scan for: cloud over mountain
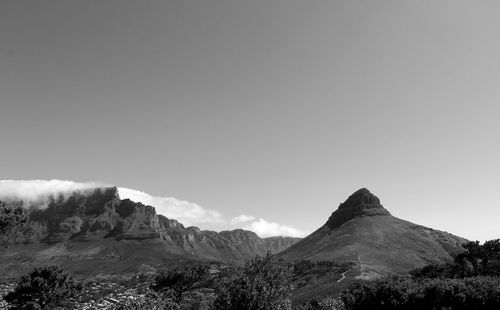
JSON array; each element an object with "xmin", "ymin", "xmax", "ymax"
[
  {"xmin": 117, "ymin": 187, "xmax": 225, "ymax": 228},
  {"xmin": 231, "ymin": 214, "xmax": 309, "ymax": 238},
  {"xmin": 0, "ymin": 180, "xmax": 106, "ymax": 208},
  {"xmin": 230, "ymin": 214, "xmax": 255, "ymax": 225}
]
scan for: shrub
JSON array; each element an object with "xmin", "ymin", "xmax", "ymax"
[
  {"xmin": 4, "ymin": 265, "xmax": 82, "ymax": 309},
  {"xmin": 116, "ymin": 289, "xmax": 180, "ymax": 310},
  {"xmin": 152, "ymin": 264, "xmax": 209, "ymax": 302},
  {"xmin": 340, "ymin": 275, "xmax": 500, "ymax": 310},
  {"xmin": 212, "ymin": 253, "xmax": 293, "ymax": 310},
  {"xmin": 0, "ymin": 202, "xmax": 28, "ymax": 247}
]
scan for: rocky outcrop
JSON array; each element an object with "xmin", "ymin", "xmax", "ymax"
[{"xmin": 325, "ymin": 188, "xmax": 391, "ymax": 230}]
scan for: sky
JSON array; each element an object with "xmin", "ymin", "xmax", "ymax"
[{"xmin": 1, "ymin": 0, "xmax": 499, "ymax": 241}]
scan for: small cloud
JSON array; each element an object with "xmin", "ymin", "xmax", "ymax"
[
  {"xmin": 230, "ymin": 214, "xmax": 255, "ymax": 225},
  {"xmin": 239, "ymin": 217, "xmax": 309, "ymax": 238},
  {"xmin": 118, "ymin": 187, "xmax": 226, "ymax": 228}
]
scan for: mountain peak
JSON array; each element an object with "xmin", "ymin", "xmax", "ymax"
[
  {"xmin": 338, "ymin": 188, "xmax": 381, "ymax": 210},
  {"xmin": 325, "ymin": 188, "xmax": 390, "ymax": 229}
]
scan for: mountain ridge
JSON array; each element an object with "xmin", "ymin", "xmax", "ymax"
[{"xmin": 0, "ymin": 186, "xmax": 299, "ymax": 277}]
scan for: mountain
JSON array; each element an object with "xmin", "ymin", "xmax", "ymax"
[
  {"xmin": 279, "ymin": 188, "xmax": 467, "ymax": 280},
  {"xmin": 0, "ymin": 187, "xmax": 299, "ymax": 278}
]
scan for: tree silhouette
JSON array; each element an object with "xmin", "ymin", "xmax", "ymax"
[
  {"xmin": 212, "ymin": 253, "xmax": 293, "ymax": 310},
  {"xmin": 4, "ymin": 265, "xmax": 82, "ymax": 309},
  {"xmin": 152, "ymin": 264, "xmax": 209, "ymax": 302}
]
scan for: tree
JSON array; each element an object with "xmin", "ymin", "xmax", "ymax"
[
  {"xmin": 152, "ymin": 264, "xmax": 209, "ymax": 303},
  {"xmin": 0, "ymin": 201, "xmax": 28, "ymax": 247},
  {"xmin": 212, "ymin": 253, "xmax": 293, "ymax": 310},
  {"xmin": 4, "ymin": 265, "xmax": 82, "ymax": 310},
  {"xmin": 456, "ymin": 239, "xmax": 500, "ymax": 275}
]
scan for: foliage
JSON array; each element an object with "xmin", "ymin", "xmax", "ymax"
[
  {"xmin": 410, "ymin": 262, "xmax": 473, "ymax": 279},
  {"xmin": 317, "ymin": 295, "xmax": 346, "ymax": 310},
  {"xmin": 456, "ymin": 239, "xmax": 500, "ymax": 275},
  {"xmin": 116, "ymin": 289, "xmax": 180, "ymax": 310},
  {"xmin": 212, "ymin": 253, "xmax": 294, "ymax": 310},
  {"xmin": 293, "ymin": 260, "xmax": 353, "ymax": 277},
  {"xmin": 412, "ymin": 239, "xmax": 500, "ymax": 278},
  {"xmin": 296, "ymin": 295, "xmax": 346, "ymax": 310},
  {"xmin": 0, "ymin": 202, "xmax": 28, "ymax": 247},
  {"xmin": 4, "ymin": 265, "xmax": 82, "ymax": 310},
  {"xmin": 152, "ymin": 264, "xmax": 209, "ymax": 302},
  {"xmin": 340, "ymin": 275, "xmax": 500, "ymax": 310}
]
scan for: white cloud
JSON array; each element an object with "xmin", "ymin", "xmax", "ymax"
[
  {"xmin": 231, "ymin": 214, "xmax": 309, "ymax": 238},
  {"xmin": 230, "ymin": 214, "xmax": 255, "ymax": 225},
  {"xmin": 0, "ymin": 179, "xmax": 106, "ymax": 208},
  {"xmin": 118, "ymin": 187, "xmax": 226, "ymax": 228}
]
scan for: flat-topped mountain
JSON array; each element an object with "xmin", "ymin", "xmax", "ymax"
[
  {"xmin": 0, "ymin": 187, "xmax": 299, "ymax": 277},
  {"xmin": 279, "ymin": 188, "xmax": 467, "ymax": 280}
]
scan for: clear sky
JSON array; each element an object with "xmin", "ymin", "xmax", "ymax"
[{"xmin": 1, "ymin": 0, "xmax": 499, "ymax": 241}]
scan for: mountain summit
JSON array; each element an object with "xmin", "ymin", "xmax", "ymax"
[
  {"xmin": 325, "ymin": 188, "xmax": 390, "ymax": 230},
  {"xmin": 279, "ymin": 188, "xmax": 467, "ymax": 280}
]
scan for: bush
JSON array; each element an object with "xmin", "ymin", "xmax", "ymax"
[
  {"xmin": 212, "ymin": 253, "xmax": 293, "ymax": 310},
  {"xmin": 116, "ymin": 289, "xmax": 180, "ymax": 310},
  {"xmin": 152, "ymin": 264, "xmax": 209, "ymax": 302},
  {"xmin": 0, "ymin": 202, "xmax": 28, "ymax": 247},
  {"xmin": 340, "ymin": 275, "xmax": 500, "ymax": 310},
  {"xmin": 317, "ymin": 295, "xmax": 346, "ymax": 310},
  {"xmin": 4, "ymin": 265, "xmax": 82, "ymax": 309}
]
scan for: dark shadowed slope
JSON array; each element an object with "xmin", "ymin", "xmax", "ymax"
[{"xmin": 279, "ymin": 188, "xmax": 467, "ymax": 279}]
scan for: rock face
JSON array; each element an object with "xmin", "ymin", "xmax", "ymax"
[
  {"xmin": 279, "ymin": 188, "xmax": 467, "ymax": 279},
  {"xmin": 1, "ymin": 187, "xmax": 299, "ymax": 265},
  {"xmin": 325, "ymin": 188, "xmax": 391, "ymax": 230}
]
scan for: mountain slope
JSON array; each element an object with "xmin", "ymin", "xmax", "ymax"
[{"xmin": 279, "ymin": 188, "xmax": 467, "ymax": 279}]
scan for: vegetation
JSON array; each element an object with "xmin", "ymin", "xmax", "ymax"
[
  {"xmin": 295, "ymin": 295, "xmax": 346, "ymax": 310},
  {"xmin": 0, "ymin": 202, "xmax": 28, "ymax": 247},
  {"xmin": 338, "ymin": 239, "xmax": 500, "ymax": 310},
  {"xmin": 412, "ymin": 239, "xmax": 500, "ymax": 278},
  {"xmin": 4, "ymin": 240, "xmax": 500, "ymax": 310},
  {"xmin": 293, "ymin": 260, "xmax": 353, "ymax": 277},
  {"xmin": 117, "ymin": 289, "xmax": 180, "ymax": 310},
  {"xmin": 152, "ymin": 264, "xmax": 210, "ymax": 302},
  {"xmin": 4, "ymin": 265, "xmax": 82, "ymax": 309},
  {"xmin": 340, "ymin": 275, "xmax": 500, "ymax": 310},
  {"xmin": 212, "ymin": 253, "xmax": 294, "ymax": 310}
]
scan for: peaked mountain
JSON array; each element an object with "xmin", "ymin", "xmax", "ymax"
[
  {"xmin": 279, "ymin": 188, "xmax": 467, "ymax": 279},
  {"xmin": 0, "ymin": 187, "xmax": 299, "ymax": 277}
]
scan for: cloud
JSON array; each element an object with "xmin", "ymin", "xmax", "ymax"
[
  {"xmin": 0, "ymin": 179, "xmax": 106, "ymax": 208},
  {"xmin": 231, "ymin": 214, "xmax": 309, "ymax": 238},
  {"xmin": 118, "ymin": 187, "xmax": 225, "ymax": 228},
  {"xmin": 230, "ymin": 214, "xmax": 255, "ymax": 225}
]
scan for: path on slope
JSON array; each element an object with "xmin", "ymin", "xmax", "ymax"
[{"xmin": 337, "ymin": 270, "xmax": 348, "ymax": 283}]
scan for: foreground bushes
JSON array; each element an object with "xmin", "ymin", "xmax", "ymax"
[
  {"xmin": 341, "ymin": 275, "xmax": 500, "ymax": 310},
  {"xmin": 6, "ymin": 242, "xmax": 500, "ymax": 310},
  {"xmin": 212, "ymin": 253, "xmax": 294, "ymax": 310},
  {"xmin": 4, "ymin": 265, "xmax": 82, "ymax": 309}
]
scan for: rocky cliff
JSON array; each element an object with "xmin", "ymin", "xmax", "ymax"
[{"xmin": 1, "ymin": 187, "xmax": 299, "ymax": 265}]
